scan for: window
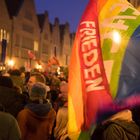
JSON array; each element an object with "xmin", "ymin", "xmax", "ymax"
[
  {"xmin": 22, "ymin": 24, "xmax": 34, "ymax": 34},
  {"xmin": 24, "ymin": 10, "xmax": 33, "ymax": 21},
  {"xmin": 42, "ymin": 43, "xmax": 50, "ymax": 54},
  {"xmin": 54, "ymin": 46, "xmax": 57, "ymax": 57},
  {"xmin": 22, "ymin": 37, "xmax": 33, "ymax": 50},
  {"xmin": 20, "ymin": 49, "xmax": 28, "ymax": 59},
  {"xmin": 15, "ymin": 34, "xmax": 20, "ymax": 46},
  {"xmin": 12, "ymin": 47, "xmax": 19, "ymax": 57},
  {"xmin": 44, "ymin": 33, "xmax": 48, "ymax": 40}
]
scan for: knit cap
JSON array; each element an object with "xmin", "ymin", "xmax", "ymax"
[{"xmin": 30, "ymin": 82, "xmax": 47, "ymax": 98}]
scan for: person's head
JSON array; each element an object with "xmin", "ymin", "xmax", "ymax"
[
  {"xmin": 27, "ymin": 72, "xmax": 46, "ymax": 92},
  {"xmin": 0, "ymin": 76, "xmax": 14, "ymax": 88},
  {"xmin": 8, "ymin": 69, "xmax": 21, "ymax": 76},
  {"xmin": 59, "ymin": 81, "xmax": 68, "ymax": 101},
  {"xmin": 29, "ymin": 82, "xmax": 48, "ymax": 103}
]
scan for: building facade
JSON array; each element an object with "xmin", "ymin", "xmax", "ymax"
[
  {"xmin": 0, "ymin": 0, "xmax": 11, "ymax": 65},
  {"xmin": 0, "ymin": 0, "xmax": 139, "ymax": 70},
  {"xmin": 0, "ymin": 0, "xmax": 74, "ymax": 70}
]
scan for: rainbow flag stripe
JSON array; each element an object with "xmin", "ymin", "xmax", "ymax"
[{"xmin": 68, "ymin": 0, "xmax": 140, "ymax": 139}]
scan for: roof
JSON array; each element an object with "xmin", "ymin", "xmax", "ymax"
[
  {"xmin": 59, "ymin": 24, "xmax": 65, "ymax": 44},
  {"xmin": 5, "ymin": 0, "xmax": 24, "ymax": 18},
  {"xmin": 37, "ymin": 11, "xmax": 50, "ymax": 32},
  {"xmin": 37, "ymin": 14, "xmax": 45, "ymax": 31}
]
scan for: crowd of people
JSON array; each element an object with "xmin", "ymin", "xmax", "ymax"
[
  {"xmin": 1, "ymin": 67, "xmax": 140, "ymax": 140},
  {"xmin": 0, "ymin": 67, "xmax": 69, "ymax": 140}
]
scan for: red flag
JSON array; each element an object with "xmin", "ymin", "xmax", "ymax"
[
  {"xmin": 28, "ymin": 50, "xmax": 35, "ymax": 59},
  {"xmin": 47, "ymin": 56, "xmax": 59, "ymax": 66},
  {"xmin": 51, "ymin": 56, "xmax": 59, "ymax": 65}
]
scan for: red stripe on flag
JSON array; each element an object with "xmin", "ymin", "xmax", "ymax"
[{"xmin": 79, "ymin": 0, "xmax": 112, "ymax": 129}]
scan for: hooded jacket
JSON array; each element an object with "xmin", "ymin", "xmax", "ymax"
[{"xmin": 17, "ymin": 100, "xmax": 56, "ymax": 140}]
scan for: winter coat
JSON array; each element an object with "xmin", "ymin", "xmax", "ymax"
[
  {"xmin": 17, "ymin": 100, "xmax": 56, "ymax": 140},
  {"xmin": 0, "ymin": 111, "xmax": 21, "ymax": 140},
  {"xmin": 91, "ymin": 120, "xmax": 139, "ymax": 140},
  {"xmin": 0, "ymin": 86, "xmax": 28, "ymax": 117}
]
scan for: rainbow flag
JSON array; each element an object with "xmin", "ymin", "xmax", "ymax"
[{"xmin": 68, "ymin": 0, "xmax": 140, "ymax": 139}]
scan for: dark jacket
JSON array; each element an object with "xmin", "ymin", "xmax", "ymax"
[
  {"xmin": 91, "ymin": 120, "xmax": 139, "ymax": 140},
  {"xmin": 0, "ymin": 86, "xmax": 28, "ymax": 117},
  {"xmin": 131, "ymin": 106, "xmax": 140, "ymax": 126},
  {"xmin": 0, "ymin": 111, "xmax": 21, "ymax": 140}
]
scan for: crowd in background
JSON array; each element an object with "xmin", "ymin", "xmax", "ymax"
[
  {"xmin": 0, "ymin": 66, "xmax": 69, "ymax": 140},
  {"xmin": 1, "ymin": 66, "xmax": 140, "ymax": 140}
]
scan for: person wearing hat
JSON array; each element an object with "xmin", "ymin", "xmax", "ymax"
[{"xmin": 17, "ymin": 82, "xmax": 56, "ymax": 140}]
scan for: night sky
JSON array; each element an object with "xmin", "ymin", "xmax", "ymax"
[{"xmin": 34, "ymin": 0, "xmax": 89, "ymax": 32}]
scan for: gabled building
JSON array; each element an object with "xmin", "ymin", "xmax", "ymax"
[
  {"xmin": 37, "ymin": 12, "xmax": 74, "ymax": 66},
  {"xmin": 60, "ymin": 22, "xmax": 71, "ymax": 65},
  {"xmin": 37, "ymin": 11, "xmax": 52, "ymax": 63},
  {"xmin": 51, "ymin": 18, "xmax": 61, "ymax": 62},
  {"xmin": 0, "ymin": 0, "xmax": 139, "ymax": 69},
  {"xmin": 0, "ymin": 0, "xmax": 11, "ymax": 63},
  {"xmin": 5, "ymin": 0, "xmax": 40, "ymax": 68},
  {"xmin": 1, "ymin": 0, "xmax": 74, "ymax": 69}
]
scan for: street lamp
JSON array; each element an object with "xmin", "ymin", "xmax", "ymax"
[
  {"xmin": 35, "ymin": 63, "xmax": 42, "ymax": 71},
  {"xmin": 7, "ymin": 59, "xmax": 15, "ymax": 68}
]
